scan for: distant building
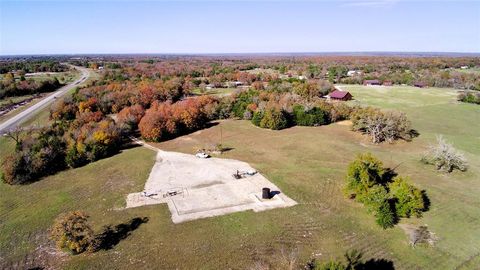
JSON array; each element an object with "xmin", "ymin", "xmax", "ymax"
[
  {"xmin": 347, "ymin": 70, "xmax": 362, "ymax": 77},
  {"xmin": 225, "ymin": 81, "xmax": 243, "ymax": 88},
  {"xmin": 363, "ymin": 79, "xmax": 381, "ymax": 86},
  {"xmin": 328, "ymin": 89, "xmax": 353, "ymax": 101},
  {"xmin": 383, "ymin": 80, "xmax": 393, "ymax": 86},
  {"xmin": 460, "ymin": 66, "xmax": 469, "ymax": 69},
  {"xmin": 414, "ymin": 82, "xmax": 426, "ymax": 88}
]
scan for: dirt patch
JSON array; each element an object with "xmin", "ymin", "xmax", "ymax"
[
  {"xmin": 336, "ymin": 120, "xmax": 352, "ymax": 126},
  {"xmin": 399, "ymin": 224, "xmax": 438, "ymax": 247}
]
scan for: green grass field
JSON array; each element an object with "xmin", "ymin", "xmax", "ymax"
[{"xmin": 0, "ymin": 85, "xmax": 479, "ymax": 269}]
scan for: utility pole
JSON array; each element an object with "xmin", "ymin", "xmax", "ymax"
[{"xmin": 220, "ymin": 125, "xmax": 223, "ymax": 146}]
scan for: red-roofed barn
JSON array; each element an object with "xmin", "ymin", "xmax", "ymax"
[
  {"xmin": 363, "ymin": 79, "xmax": 381, "ymax": 86},
  {"xmin": 329, "ymin": 89, "xmax": 353, "ymax": 101}
]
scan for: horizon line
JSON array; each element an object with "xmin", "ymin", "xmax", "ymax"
[{"xmin": 1, "ymin": 51, "xmax": 480, "ymax": 58}]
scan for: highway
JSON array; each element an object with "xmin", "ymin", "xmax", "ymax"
[{"xmin": 0, "ymin": 65, "xmax": 91, "ymax": 134}]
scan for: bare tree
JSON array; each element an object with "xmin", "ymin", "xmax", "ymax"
[
  {"xmin": 422, "ymin": 135, "xmax": 468, "ymax": 173},
  {"xmin": 4, "ymin": 126, "xmax": 26, "ymax": 149}
]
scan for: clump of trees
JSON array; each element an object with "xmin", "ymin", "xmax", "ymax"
[
  {"xmin": 257, "ymin": 107, "xmax": 289, "ymax": 130},
  {"xmin": 139, "ymin": 96, "xmax": 217, "ymax": 141},
  {"xmin": 351, "ymin": 107, "xmax": 415, "ymax": 143},
  {"xmin": 65, "ymin": 118, "xmax": 122, "ymax": 168},
  {"xmin": 0, "ymin": 60, "xmax": 68, "ymax": 74},
  {"xmin": 345, "ymin": 153, "xmax": 427, "ymax": 229},
  {"xmin": 117, "ymin": 104, "xmax": 145, "ymax": 132},
  {"xmin": 0, "ymin": 76, "xmax": 62, "ymax": 99},
  {"xmin": 421, "ymin": 135, "xmax": 468, "ymax": 173},
  {"xmin": 292, "ymin": 104, "xmax": 329, "ymax": 126},
  {"xmin": 227, "ymin": 88, "xmax": 353, "ymax": 130},
  {"xmin": 50, "ymin": 211, "xmax": 96, "ymax": 254},
  {"xmin": 1, "ymin": 127, "xmax": 66, "ymax": 185},
  {"xmin": 2, "ymin": 112, "xmax": 122, "ymax": 184}
]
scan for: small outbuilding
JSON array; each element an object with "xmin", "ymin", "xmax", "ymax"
[
  {"xmin": 383, "ymin": 80, "xmax": 393, "ymax": 86},
  {"xmin": 328, "ymin": 89, "xmax": 353, "ymax": 101},
  {"xmin": 363, "ymin": 79, "xmax": 381, "ymax": 86},
  {"xmin": 414, "ymin": 82, "xmax": 427, "ymax": 88}
]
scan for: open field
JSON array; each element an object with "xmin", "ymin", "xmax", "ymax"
[
  {"xmin": 1, "ymin": 85, "xmax": 479, "ymax": 269},
  {"xmin": 24, "ymin": 70, "xmax": 80, "ymax": 84},
  {"xmin": 0, "ymin": 70, "xmax": 80, "ymax": 85},
  {"xmin": 0, "ymin": 95, "xmax": 37, "ymax": 107},
  {"xmin": 454, "ymin": 67, "xmax": 480, "ymax": 74},
  {"xmin": 191, "ymin": 87, "xmax": 237, "ymax": 96}
]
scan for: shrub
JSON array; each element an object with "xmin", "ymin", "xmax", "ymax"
[
  {"xmin": 388, "ymin": 177, "xmax": 425, "ymax": 218},
  {"xmin": 1, "ymin": 152, "xmax": 30, "ymax": 185},
  {"xmin": 251, "ymin": 110, "xmax": 264, "ymax": 126},
  {"xmin": 361, "ymin": 185, "xmax": 389, "ymax": 213},
  {"xmin": 259, "ymin": 108, "xmax": 288, "ymax": 130},
  {"xmin": 50, "ymin": 211, "xmax": 96, "ymax": 254},
  {"xmin": 458, "ymin": 91, "xmax": 480, "ymax": 104},
  {"xmin": 314, "ymin": 261, "xmax": 346, "ymax": 270},
  {"xmin": 344, "ymin": 153, "xmax": 385, "ymax": 200},
  {"xmin": 421, "ymin": 135, "xmax": 468, "ymax": 172},
  {"xmin": 292, "ymin": 104, "xmax": 329, "ymax": 126},
  {"xmin": 375, "ymin": 200, "xmax": 396, "ymax": 229}
]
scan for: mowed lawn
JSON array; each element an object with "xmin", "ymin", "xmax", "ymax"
[{"xmin": 1, "ymin": 85, "xmax": 479, "ymax": 269}]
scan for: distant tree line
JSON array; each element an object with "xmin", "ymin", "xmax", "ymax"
[
  {"xmin": 0, "ymin": 60, "xmax": 69, "ymax": 74},
  {"xmin": 1, "ymin": 74, "xmax": 62, "ymax": 99}
]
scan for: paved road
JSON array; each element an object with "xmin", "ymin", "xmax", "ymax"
[{"xmin": 0, "ymin": 65, "xmax": 91, "ymax": 134}]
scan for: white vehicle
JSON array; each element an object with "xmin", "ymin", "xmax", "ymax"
[{"xmin": 195, "ymin": 152, "xmax": 210, "ymax": 159}]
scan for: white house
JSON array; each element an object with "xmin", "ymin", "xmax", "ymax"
[{"xmin": 347, "ymin": 70, "xmax": 361, "ymax": 77}]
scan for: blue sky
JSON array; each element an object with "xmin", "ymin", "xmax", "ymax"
[{"xmin": 0, "ymin": 0, "xmax": 479, "ymax": 55}]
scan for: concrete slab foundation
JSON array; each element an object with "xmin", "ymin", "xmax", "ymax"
[{"xmin": 126, "ymin": 148, "xmax": 297, "ymax": 223}]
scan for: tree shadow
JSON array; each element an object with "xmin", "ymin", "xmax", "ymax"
[
  {"xmin": 306, "ymin": 249, "xmax": 395, "ymax": 270},
  {"xmin": 422, "ymin": 190, "xmax": 431, "ymax": 212},
  {"xmin": 120, "ymin": 141, "xmax": 142, "ymax": 150},
  {"xmin": 220, "ymin": 147, "xmax": 235, "ymax": 153},
  {"xmin": 359, "ymin": 258, "xmax": 395, "ymax": 270},
  {"xmin": 95, "ymin": 217, "xmax": 149, "ymax": 251},
  {"xmin": 408, "ymin": 129, "xmax": 421, "ymax": 140},
  {"xmin": 381, "ymin": 167, "xmax": 398, "ymax": 184}
]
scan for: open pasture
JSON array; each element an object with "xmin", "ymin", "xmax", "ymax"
[{"xmin": 0, "ymin": 85, "xmax": 479, "ymax": 269}]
